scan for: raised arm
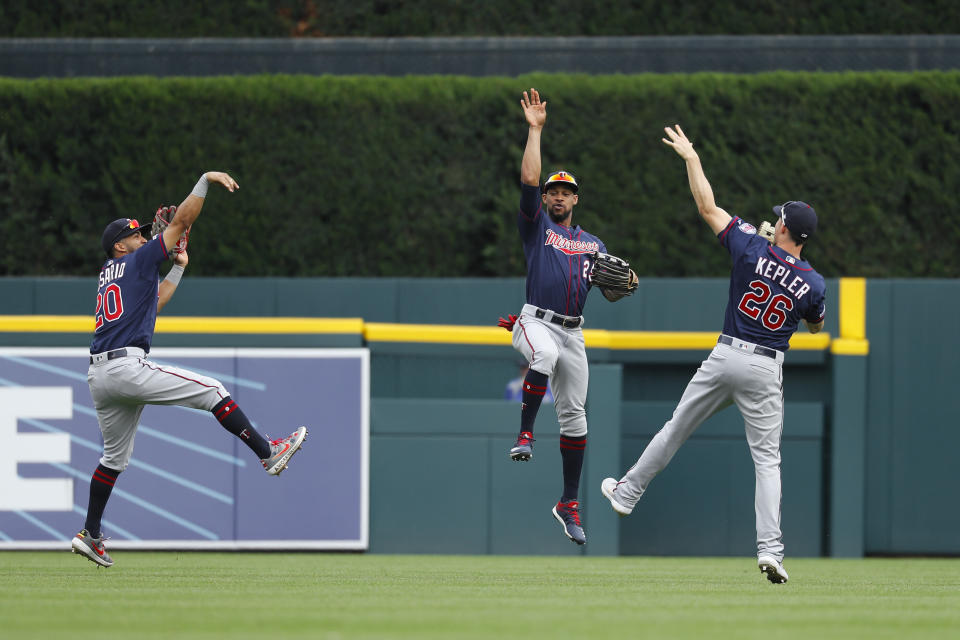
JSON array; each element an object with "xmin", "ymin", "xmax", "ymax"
[
  {"xmin": 520, "ymin": 88, "xmax": 546, "ymax": 187},
  {"xmin": 662, "ymin": 125, "xmax": 732, "ymax": 235},
  {"xmin": 162, "ymin": 171, "xmax": 239, "ymax": 253},
  {"xmin": 157, "ymin": 249, "xmax": 187, "ymax": 313}
]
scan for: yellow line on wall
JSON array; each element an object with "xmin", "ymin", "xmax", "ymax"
[
  {"xmin": 830, "ymin": 338, "xmax": 870, "ymax": 356},
  {"xmin": 156, "ymin": 317, "xmax": 364, "ymax": 334},
  {"xmin": 0, "ymin": 315, "xmax": 93, "ymax": 332},
  {"xmin": 604, "ymin": 331, "xmax": 831, "ymax": 351},
  {"xmin": 364, "ymin": 323, "xmax": 511, "ymax": 345},
  {"xmin": 834, "ymin": 277, "xmax": 869, "ymax": 355},
  {"xmin": 364, "ymin": 324, "xmax": 832, "ymax": 351},
  {"xmin": 0, "ymin": 315, "xmax": 363, "ymax": 335},
  {"xmin": 838, "ymin": 277, "xmax": 866, "ymax": 339},
  {"xmin": 0, "ymin": 315, "xmax": 835, "ymax": 352}
]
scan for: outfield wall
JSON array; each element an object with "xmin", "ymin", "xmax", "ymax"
[
  {"xmin": 0, "ymin": 277, "xmax": 956, "ymax": 557},
  {"xmin": 0, "ymin": 349, "xmax": 369, "ymax": 550}
]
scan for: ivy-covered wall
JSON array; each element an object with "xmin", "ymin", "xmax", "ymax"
[
  {"xmin": 2, "ymin": 72, "xmax": 958, "ymax": 277},
  {"xmin": 1, "ymin": 0, "xmax": 957, "ymax": 37}
]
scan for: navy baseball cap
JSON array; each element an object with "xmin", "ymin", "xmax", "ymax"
[
  {"xmin": 101, "ymin": 218, "xmax": 150, "ymax": 256},
  {"xmin": 772, "ymin": 201, "xmax": 817, "ymax": 240},
  {"xmin": 543, "ymin": 170, "xmax": 579, "ymax": 193}
]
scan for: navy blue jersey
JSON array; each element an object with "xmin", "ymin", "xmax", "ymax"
[
  {"xmin": 718, "ymin": 217, "xmax": 826, "ymax": 351},
  {"xmin": 90, "ymin": 235, "xmax": 170, "ymax": 354},
  {"xmin": 518, "ymin": 183, "xmax": 606, "ymax": 316}
]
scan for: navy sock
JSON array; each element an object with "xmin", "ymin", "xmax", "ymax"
[
  {"xmin": 520, "ymin": 369, "xmax": 549, "ymax": 433},
  {"xmin": 83, "ymin": 464, "xmax": 120, "ymax": 538},
  {"xmin": 560, "ymin": 435, "xmax": 587, "ymax": 501},
  {"xmin": 212, "ymin": 397, "xmax": 271, "ymax": 459}
]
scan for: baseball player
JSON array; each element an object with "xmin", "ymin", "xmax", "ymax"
[
  {"xmin": 601, "ymin": 125, "xmax": 826, "ymax": 583},
  {"xmin": 71, "ymin": 171, "xmax": 307, "ymax": 567},
  {"xmin": 498, "ymin": 88, "xmax": 636, "ymax": 546}
]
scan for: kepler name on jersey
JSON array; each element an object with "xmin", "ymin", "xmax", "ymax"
[
  {"xmin": 98, "ymin": 261, "xmax": 126, "ymax": 288},
  {"xmin": 753, "ymin": 255, "xmax": 812, "ymax": 299}
]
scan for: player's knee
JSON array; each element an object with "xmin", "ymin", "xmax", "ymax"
[
  {"xmin": 200, "ymin": 384, "xmax": 231, "ymax": 412},
  {"xmin": 100, "ymin": 454, "xmax": 131, "ymax": 473},
  {"xmin": 558, "ymin": 414, "xmax": 587, "ymax": 438},
  {"xmin": 530, "ymin": 349, "xmax": 560, "ymax": 375}
]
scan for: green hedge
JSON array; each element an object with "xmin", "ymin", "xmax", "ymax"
[
  {"xmin": 1, "ymin": 72, "xmax": 959, "ymax": 278},
  {"xmin": 1, "ymin": 0, "xmax": 958, "ymax": 36}
]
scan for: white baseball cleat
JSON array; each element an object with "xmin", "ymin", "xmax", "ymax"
[
  {"xmin": 261, "ymin": 426, "xmax": 308, "ymax": 476},
  {"xmin": 758, "ymin": 555, "xmax": 789, "ymax": 584},
  {"xmin": 600, "ymin": 477, "xmax": 633, "ymax": 516}
]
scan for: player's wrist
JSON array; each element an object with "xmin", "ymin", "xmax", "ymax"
[
  {"xmin": 191, "ymin": 174, "xmax": 209, "ymax": 198},
  {"xmin": 164, "ymin": 264, "xmax": 185, "ymax": 287}
]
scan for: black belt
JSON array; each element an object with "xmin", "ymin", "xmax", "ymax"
[
  {"xmin": 534, "ymin": 308, "xmax": 583, "ymax": 329},
  {"xmin": 717, "ymin": 335, "xmax": 778, "ymax": 360},
  {"xmin": 89, "ymin": 348, "xmax": 128, "ymax": 364}
]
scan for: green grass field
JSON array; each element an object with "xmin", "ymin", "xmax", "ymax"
[{"xmin": 2, "ymin": 552, "xmax": 958, "ymax": 639}]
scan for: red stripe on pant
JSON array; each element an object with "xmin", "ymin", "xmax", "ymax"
[{"xmin": 139, "ymin": 360, "xmax": 226, "ymax": 401}]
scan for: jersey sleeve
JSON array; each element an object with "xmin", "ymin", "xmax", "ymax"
[
  {"xmin": 804, "ymin": 283, "xmax": 827, "ymax": 324},
  {"xmin": 517, "ymin": 183, "xmax": 544, "ymax": 240},
  {"xmin": 132, "ymin": 235, "xmax": 169, "ymax": 276},
  {"xmin": 718, "ymin": 216, "xmax": 764, "ymax": 260}
]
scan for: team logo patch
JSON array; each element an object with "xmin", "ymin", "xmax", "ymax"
[{"xmin": 738, "ymin": 222, "xmax": 757, "ymax": 234}]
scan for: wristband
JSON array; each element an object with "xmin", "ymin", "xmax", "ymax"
[
  {"xmin": 191, "ymin": 174, "xmax": 209, "ymax": 198},
  {"xmin": 164, "ymin": 264, "xmax": 185, "ymax": 287}
]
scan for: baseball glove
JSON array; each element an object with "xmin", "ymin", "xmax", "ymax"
[
  {"xmin": 590, "ymin": 251, "xmax": 638, "ymax": 300},
  {"xmin": 759, "ymin": 221, "xmax": 776, "ymax": 243},
  {"xmin": 151, "ymin": 205, "xmax": 189, "ymax": 255}
]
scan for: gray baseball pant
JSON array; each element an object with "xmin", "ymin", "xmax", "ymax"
[
  {"xmin": 87, "ymin": 348, "xmax": 229, "ymax": 472},
  {"xmin": 512, "ymin": 304, "xmax": 588, "ymax": 437},
  {"xmin": 615, "ymin": 340, "xmax": 786, "ymax": 561}
]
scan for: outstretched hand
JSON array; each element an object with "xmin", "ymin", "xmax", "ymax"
[
  {"xmin": 205, "ymin": 171, "xmax": 239, "ymax": 192},
  {"xmin": 521, "ymin": 88, "xmax": 547, "ymax": 128},
  {"xmin": 173, "ymin": 247, "xmax": 189, "ymax": 267},
  {"xmin": 662, "ymin": 125, "xmax": 698, "ymax": 161}
]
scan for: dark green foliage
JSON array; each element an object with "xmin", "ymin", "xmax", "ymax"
[
  {"xmin": 1, "ymin": 72, "xmax": 958, "ymax": 277},
  {"xmin": 0, "ymin": 0, "xmax": 287, "ymax": 37},
  {"xmin": 1, "ymin": 1, "xmax": 959, "ymax": 37}
]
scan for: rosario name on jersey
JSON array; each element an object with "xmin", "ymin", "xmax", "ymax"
[
  {"xmin": 90, "ymin": 236, "xmax": 170, "ymax": 354},
  {"xmin": 519, "ymin": 184, "xmax": 606, "ymax": 317},
  {"xmin": 718, "ymin": 217, "xmax": 826, "ymax": 352}
]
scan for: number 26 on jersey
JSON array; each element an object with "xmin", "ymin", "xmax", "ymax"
[{"xmin": 738, "ymin": 280, "xmax": 793, "ymax": 331}]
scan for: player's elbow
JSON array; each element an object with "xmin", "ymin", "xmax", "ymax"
[
  {"xmin": 520, "ymin": 172, "xmax": 539, "ymax": 187},
  {"xmin": 698, "ymin": 204, "xmax": 723, "ymax": 222},
  {"xmin": 700, "ymin": 211, "xmax": 729, "ymax": 235},
  {"xmin": 806, "ymin": 320, "xmax": 824, "ymax": 334}
]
